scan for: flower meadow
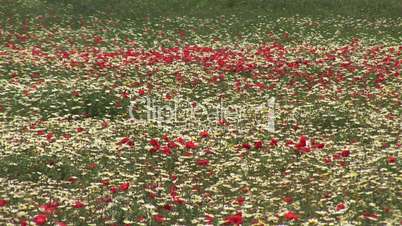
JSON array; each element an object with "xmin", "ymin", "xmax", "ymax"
[{"xmin": 0, "ymin": 14, "xmax": 401, "ymax": 225}]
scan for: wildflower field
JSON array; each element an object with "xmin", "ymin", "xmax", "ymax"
[{"xmin": 0, "ymin": 0, "xmax": 401, "ymax": 225}]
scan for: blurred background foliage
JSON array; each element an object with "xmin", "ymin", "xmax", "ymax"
[{"xmin": 0, "ymin": 0, "xmax": 401, "ymax": 20}]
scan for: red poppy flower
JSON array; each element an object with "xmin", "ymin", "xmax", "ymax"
[
  {"xmin": 33, "ymin": 214, "xmax": 47, "ymax": 225},
  {"xmin": 94, "ymin": 36, "xmax": 103, "ymax": 44},
  {"xmin": 284, "ymin": 211, "xmax": 299, "ymax": 221},
  {"xmin": 224, "ymin": 212, "xmax": 243, "ymax": 225},
  {"xmin": 270, "ymin": 138, "xmax": 279, "ymax": 146},
  {"xmin": 200, "ymin": 130, "xmax": 209, "ymax": 138},
  {"xmin": 119, "ymin": 182, "xmax": 129, "ymax": 191},
  {"xmin": 71, "ymin": 90, "xmax": 80, "ymax": 97},
  {"xmin": 203, "ymin": 148, "xmax": 214, "ymax": 154},
  {"xmin": 118, "ymin": 137, "xmax": 130, "ymax": 144},
  {"xmin": 110, "ymin": 186, "xmax": 117, "ymax": 193},
  {"xmin": 283, "ymin": 196, "xmax": 293, "ymax": 204},
  {"xmin": 46, "ymin": 133, "xmax": 54, "ymax": 142},
  {"xmin": 173, "ymin": 196, "xmax": 185, "ymax": 205},
  {"xmin": 63, "ymin": 133, "xmax": 72, "ymax": 140},
  {"xmin": 67, "ymin": 176, "xmax": 78, "ymax": 184},
  {"xmin": 336, "ymin": 202, "xmax": 346, "ymax": 211},
  {"xmin": 101, "ymin": 120, "xmax": 109, "ymax": 128},
  {"xmin": 137, "ymin": 89, "xmax": 145, "ymax": 95},
  {"xmin": 163, "ymin": 204, "xmax": 173, "ymax": 211},
  {"xmin": 118, "ymin": 137, "xmax": 134, "ymax": 147},
  {"xmin": 286, "ymin": 140, "xmax": 294, "ymax": 147},
  {"xmin": 333, "ymin": 152, "xmax": 342, "ymax": 160},
  {"xmin": 312, "ymin": 140, "xmax": 325, "ymax": 149},
  {"xmin": 40, "ymin": 201, "xmax": 58, "ymax": 214},
  {"xmin": 196, "ymin": 159, "xmax": 209, "ymax": 166},
  {"xmin": 236, "ymin": 196, "xmax": 245, "ymax": 206},
  {"xmin": 205, "ymin": 214, "xmax": 214, "ymax": 224},
  {"xmin": 323, "ymin": 156, "xmax": 332, "ymax": 165},
  {"xmin": 0, "ymin": 199, "xmax": 7, "ymax": 207},
  {"xmin": 387, "ymin": 156, "xmax": 396, "ymax": 164},
  {"xmin": 137, "ymin": 216, "xmax": 145, "ymax": 222},
  {"xmin": 87, "ymin": 162, "xmax": 97, "ymax": 169},
  {"xmin": 185, "ymin": 141, "xmax": 198, "ymax": 149},
  {"xmin": 121, "ymin": 91, "xmax": 130, "ymax": 99},
  {"xmin": 168, "ymin": 141, "xmax": 178, "ymax": 149},
  {"xmin": 297, "ymin": 135, "xmax": 308, "ymax": 147},
  {"xmin": 165, "ymin": 93, "xmax": 172, "ymax": 100},
  {"xmin": 161, "ymin": 146, "xmax": 172, "ymax": 156},
  {"xmin": 362, "ymin": 211, "xmax": 378, "ymax": 220},
  {"xmin": 149, "ymin": 138, "xmax": 161, "ymax": 149},
  {"xmin": 254, "ymin": 140, "xmax": 263, "ymax": 149},
  {"xmin": 241, "ymin": 143, "xmax": 251, "ymax": 150},
  {"xmin": 31, "ymin": 72, "xmax": 40, "ymax": 78},
  {"xmin": 100, "ymin": 179, "xmax": 109, "ymax": 186},
  {"xmin": 176, "ymin": 137, "xmax": 186, "ymax": 145},
  {"xmin": 153, "ymin": 214, "xmax": 165, "ymax": 223},
  {"xmin": 73, "ymin": 200, "xmax": 85, "ymax": 209},
  {"xmin": 171, "ymin": 175, "xmax": 177, "ymax": 181},
  {"xmin": 341, "ymin": 150, "xmax": 350, "ymax": 157},
  {"xmin": 20, "ymin": 219, "xmax": 28, "ymax": 226},
  {"xmin": 315, "ymin": 143, "xmax": 325, "ymax": 149},
  {"xmin": 162, "ymin": 133, "xmax": 170, "ymax": 141}
]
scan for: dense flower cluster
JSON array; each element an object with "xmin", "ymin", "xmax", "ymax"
[{"xmin": 0, "ymin": 15, "xmax": 401, "ymax": 225}]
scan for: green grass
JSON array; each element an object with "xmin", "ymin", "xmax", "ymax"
[
  {"xmin": 0, "ymin": 152, "xmax": 81, "ymax": 181},
  {"xmin": 1, "ymin": 0, "xmax": 401, "ymax": 21},
  {"xmin": 1, "ymin": 0, "xmax": 400, "ymax": 40}
]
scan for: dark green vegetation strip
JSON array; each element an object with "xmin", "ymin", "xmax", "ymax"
[{"xmin": 1, "ymin": 0, "xmax": 401, "ymax": 20}]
